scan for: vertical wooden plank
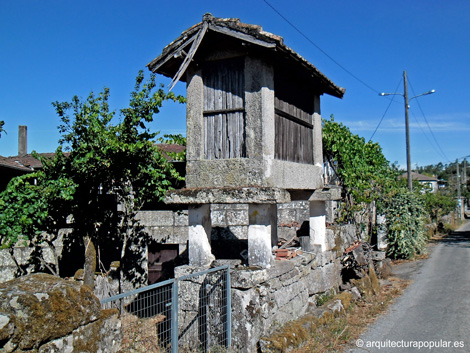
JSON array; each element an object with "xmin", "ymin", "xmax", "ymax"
[
  {"xmin": 223, "ymin": 113, "xmax": 229, "ymax": 159},
  {"xmin": 203, "ymin": 58, "xmax": 245, "ymax": 160}
]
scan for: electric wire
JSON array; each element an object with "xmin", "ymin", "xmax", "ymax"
[
  {"xmin": 409, "ymin": 108, "xmax": 449, "ymax": 163},
  {"xmin": 408, "ymin": 78, "xmax": 451, "ymax": 163},
  {"xmin": 262, "ymin": 0, "xmax": 452, "ymax": 166},
  {"xmin": 369, "ymin": 78, "xmax": 402, "ymax": 142},
  {"xmin": 262, "ymin": 0, "xmax": 381, "ymax": 95}
]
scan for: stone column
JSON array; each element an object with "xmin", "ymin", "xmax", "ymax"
[
  {"xmin": 376, "ymin": 214, "xmax": 388, "ymax": 251},
  {"xmin": 248, "ymin": 204, "xmax": 276, "ymax": 268},
  {"xmin": 185, "ymin": 67, "xmax": 204, "ymax": 188},
  {"xmin": 312, "ymin": 95, "xmax": 323, "ymax": 168},
  {"xmin": 188, "ymin": 204, "xmax": 215, "ymax": 267},
  {"xmin": 309, "ymin": 201, "xmax": 327, "ymax": 251},
  {"xmin": 244, "ymin": 56, "xmax": 274, "ymax": 162}
]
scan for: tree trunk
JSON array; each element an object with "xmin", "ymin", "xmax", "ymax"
[{"xmin": 83, "ymin": 235, "xmax": 96, "ymax": 290}]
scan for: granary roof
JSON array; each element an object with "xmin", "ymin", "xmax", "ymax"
[{"xmin": 147, "ymin": 13, "xmax": 345, "ymax": 98}]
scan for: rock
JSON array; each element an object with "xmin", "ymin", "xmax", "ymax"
[
  {"xmin": 327, "ymin": 299, "xmax": 344, "ymax": 313},
  {"xmin": 0, "ymin": 273, "xmax": 104, "ymax": 351},
  {"xmin": 350, "ymin": 287, "xmax": 362, "ymax": 300},
  {"xmin": 352, "ymin": 246, "xmax": 367, "ymax": 266},
  {"xmin": 0, "ymin": 313, "xmax": 14, "ymax": 343},
  {"xmin": 371, "ymin": 251, "xmax": 386, "ymax": 261},
  {"xmin": 212, "ymin": 259, "xmax": 242, "ymax": 268}
]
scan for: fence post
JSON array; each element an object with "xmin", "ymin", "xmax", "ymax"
[
  {"xmin": 226, "ymin": 267, "xmax": 231, "ymax": 350},
  {"xmin": 171, "ymin": 279, "xmax": 179, "ymax": 353}
]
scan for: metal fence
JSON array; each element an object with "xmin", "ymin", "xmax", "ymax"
[{"xmin": 101, "ymin": 265, "xmax": 231, "ymax": 353}]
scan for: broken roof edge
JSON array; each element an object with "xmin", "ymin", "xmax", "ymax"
[{"xmin": 147, "ymin": 13, "xmax": 345, "ymax": 99}]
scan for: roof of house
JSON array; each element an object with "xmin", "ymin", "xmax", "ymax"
[
  {"xmin": 0, "ymin": 145, "xmax": 185, "ymax": 172},
  {"xmin": 401, "ymin": 172, "xmax": 438, "ymax": 182},
  {"xmin": 147, "ymin": 13, "xmax": 345, "ymax": 99},
  {"xmin": 0, "ymin": 153, "xmax": 53, "ymax": 173}
]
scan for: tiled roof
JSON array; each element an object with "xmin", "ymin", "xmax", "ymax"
[
  {"xmin": 0, "ymin": 154, "xmax": 53, "ymax": 172},
  {"xmin": 148, "ymin": 13, "xmax": 345, "ymax": 98},
  {"xmin": 401, "ymin": 172, "xmax": 438, "ymax": 181},
  {"xmin": 0, "ymin": 145, "xmax": 186, "ymax": 172}
]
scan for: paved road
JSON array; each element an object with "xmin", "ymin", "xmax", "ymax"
[{"xmin": 349, "ymin": 222, "xmax": 470, "ymax": 353}]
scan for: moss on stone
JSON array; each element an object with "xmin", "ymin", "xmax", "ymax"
[{"xmin": 0, "ymin": 273, "xmax": 101, "ymax": 350}]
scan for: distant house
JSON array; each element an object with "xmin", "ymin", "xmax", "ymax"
[
  {"xmin": 0, "ymin": 154, "xmax": 48, "ymax": 191},
  {"xmin": 402, "ymin": 172, "xmax": 439, "ymax": 193},
  {"xmin": 0, "ymin": 146, "xmax": 185, "ymax": 192}
]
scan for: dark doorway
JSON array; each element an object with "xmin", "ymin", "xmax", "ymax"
[{"xmin": 148, "ymin": 243, "xmax": 179, "ymax": 284}]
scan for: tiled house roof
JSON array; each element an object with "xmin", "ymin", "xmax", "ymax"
[
  {"xmin": 402, "ymin": 172, "xmax": 438, "ymax": 182},
  {"xmin": 0, "ymin": 145, "xmax": 185, "ymax": 172}
]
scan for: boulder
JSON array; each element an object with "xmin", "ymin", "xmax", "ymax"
[{"xmin": 0, "ymin": 273, "xmax": 119, "ymax": 352}]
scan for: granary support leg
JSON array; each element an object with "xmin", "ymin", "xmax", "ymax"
[
  {"xmin": 188, "ymin": 204, "xmax": 215, "ymax": 267},
  {"xmin": 313, "ymin": 105, "xmax": 323, "ymax": 168},
  {"xmin": 248, "ymin": 204, "xmax": 277, "ymax": 268},
  {"xmin": 309, "ymin": 201, "xmax": 327, "ymax": 251}
]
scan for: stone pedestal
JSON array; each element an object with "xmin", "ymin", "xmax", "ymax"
[
  {"xmin": 188, "ymin": 204, "xmax": 215, "ymax": 267},
  {"xmin": 248, "ymin": 204, "xmax": 277, "ymax": 268},
  {"xmin": 309, "ymin": 201, "xmax": 327, "ymax": 251}
]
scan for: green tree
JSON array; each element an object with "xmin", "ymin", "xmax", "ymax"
[
  {"xmin": 424, "ymin": 191, "xmax": 457, "ymax": 224},
  {"xmin": 0, "ymin": 71, "xmax": 185, "ymax": 287},
  {"xmin": 322, "ymin": 115, "xmax": 429, "ymax": 259},
  {"xmin": 322, "ymin": 115, "xmax": 398, "ymax": 220}
]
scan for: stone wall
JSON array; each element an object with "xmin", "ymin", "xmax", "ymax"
[
  {"xmin": 228, "ymin": 223, "xmax": 357, "ymax": 352},
  {"xmin": 0, "ymin": 229, "xmax": 70, "ymax": 283}
]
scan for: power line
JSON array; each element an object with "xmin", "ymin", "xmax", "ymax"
[
  {"xmin": 409, "ymin": 108, "xmax": 449, "ymax": 162},
  {"xmin": 369, "ymin": 78, "xmax": 402, "ymax": 142},
  {"xmin": 262, "ymin": 0, "xmax": 381, "ymax": 95},
  {"xmin": 408, "ymin": 77, "xmax": 451, "ymax": 163}
]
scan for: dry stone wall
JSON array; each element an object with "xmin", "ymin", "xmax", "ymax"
[{"xmin": 227, "ymin": 223, "xmax": 357, "ymax": 352}]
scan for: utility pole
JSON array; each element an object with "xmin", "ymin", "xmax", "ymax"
[
  {"xmin": 403, "ymin": 71, "xmax": 412, "ymax": 192},
  {"xmin": 464, "ymin": 158, "xmax": 467, "ymax": 184},
  {"xmin": 380, "ymin": 71, "xmax": 435, "ymax": 192},
  {"xmin": 457, "ymin": 159, "xmax": 462, "ymax": 219}
]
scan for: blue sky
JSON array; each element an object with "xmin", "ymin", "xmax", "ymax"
[{"xmin": 1, "ymin": 0, "xmax": 469, "ymax": 168}]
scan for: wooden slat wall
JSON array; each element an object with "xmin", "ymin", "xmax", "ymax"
[
  {"xmin": 203, "ymin": 59, "xmax": 245, "ymax": 159},
  {"xmin": 274, "ymin": 97, "xmax": 314, "ymax": 164}
]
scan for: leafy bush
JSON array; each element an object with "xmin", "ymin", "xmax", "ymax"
[
  {"xmin": 322, "ymin": 116, "xmax": 398, "ymax": 222},
  {"xmin": 424, "ymin": 191, "xmax": 457, "ymax": 224},
  {"xmin": 383, "ymin": 189, "xmax": 427, "ymax": 259}
]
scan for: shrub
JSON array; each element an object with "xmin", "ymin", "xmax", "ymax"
[{"xmin": 383, "ymin": 189, "xmax": 427, "ymax": 259}]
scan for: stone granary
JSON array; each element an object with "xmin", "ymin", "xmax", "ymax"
[{"xmin": 148, "ymin": 14, "xmax": 345, "ymax": 268}]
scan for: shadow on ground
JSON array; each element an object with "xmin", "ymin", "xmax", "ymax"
[{"xmin": 440, "ymin": 228, "xmax": 470, "ymax": 248}]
